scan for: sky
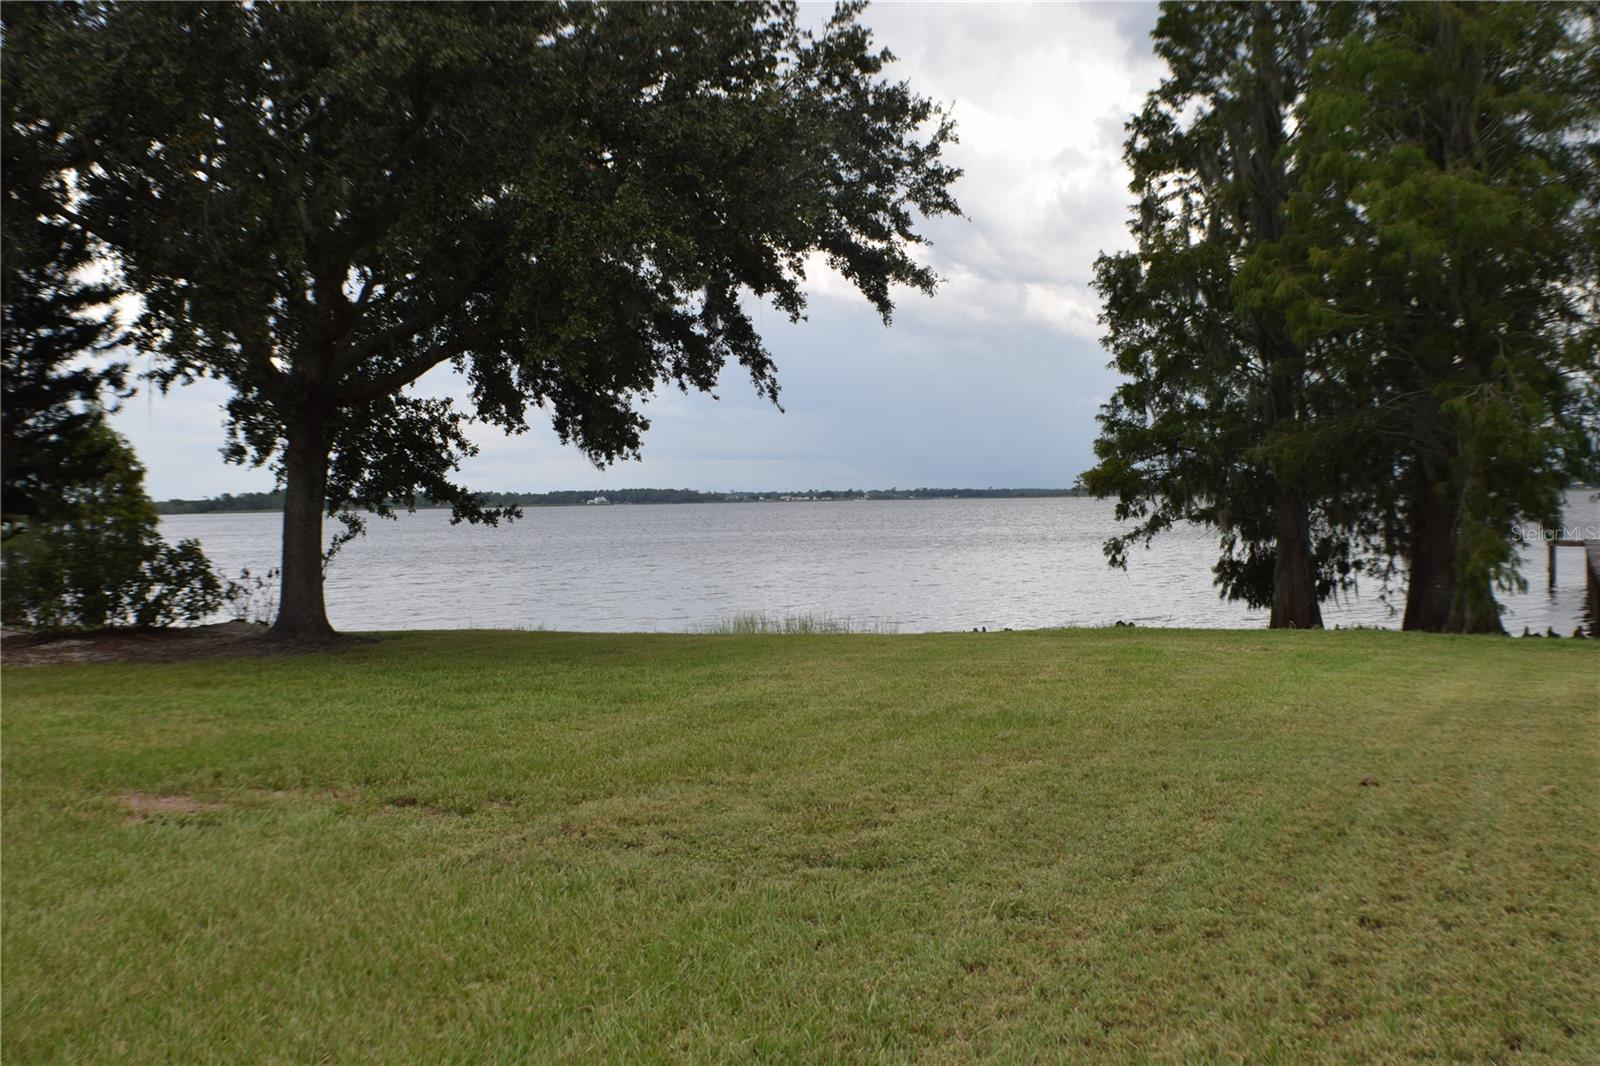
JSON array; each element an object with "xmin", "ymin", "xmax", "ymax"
[{"xmin": 110, "ymin": 1, "xmax": 1165, "ymax": 500}]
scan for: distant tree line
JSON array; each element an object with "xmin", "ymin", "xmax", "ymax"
[
  {"xmin": 1083, "ymin": 1, "xmax": 1599, "ymax": 633},
  {"xmin": 859, "ymin": 487, "xmax": 1083, "ymax": 501},
  {"xmin": 155, "ymin": 486, "xmax": 1084, "ymax": 513},
  {"xmin": 157, "ymin": 491, "xmax": 289, "ymax": 515}
]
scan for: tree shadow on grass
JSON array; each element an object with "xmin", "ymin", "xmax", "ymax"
[{"xmin": 1, "ymin": 621, "xmax": 376, "ymax": 666}]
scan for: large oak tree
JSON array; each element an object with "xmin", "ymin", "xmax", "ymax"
[{"xmin": 10, "ymin": 1, "xmax": 960, "ymax": 638}]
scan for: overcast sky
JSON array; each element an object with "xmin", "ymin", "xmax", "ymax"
[{"xmin": 111, "ymin": 1, "xmax": 1164, "ymax": 499}]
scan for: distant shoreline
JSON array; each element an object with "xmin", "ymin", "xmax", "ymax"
[{"xmin": 156, "ymin": 487, "xmax": 1087, "ymax": 515}]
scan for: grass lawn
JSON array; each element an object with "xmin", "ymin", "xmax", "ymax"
[{"xmin": 3, "ymin": 628, "xmax": 1597, "ymax": 1062}]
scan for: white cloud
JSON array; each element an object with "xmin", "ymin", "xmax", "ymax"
[
  {"xmin": 1020, "ymin": 281, "xmax": 1102, "ymax": 339},
  {"xmin": 800, "ymin": 2, "xmax": 1160, "ymax": 341}
]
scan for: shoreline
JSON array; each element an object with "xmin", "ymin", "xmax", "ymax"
[{"xmin": 5, "ymin": 620, "xmax": 1593, "ymax": 669}]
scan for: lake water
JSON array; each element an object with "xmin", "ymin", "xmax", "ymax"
[{"xmin": 161, "ymin": 493, "xmax": 1599, "ymax": 634}]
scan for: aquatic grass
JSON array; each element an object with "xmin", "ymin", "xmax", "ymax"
[
  {"xmin": 695, "ymin": 610, "xmax": 899, "ymax": 634},
  {"xmin": 3, "ymin": 628, "xmax": 1597, "ymax": 1062}
]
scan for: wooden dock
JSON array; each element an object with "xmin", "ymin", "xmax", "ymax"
[
  {"xmin": 1546, "ymin": 539, "xmax": 1600, "ymax": 629},
  {"xmin": 1592, "ymin": 541, "xmax": 1600, "ymax": 626}
]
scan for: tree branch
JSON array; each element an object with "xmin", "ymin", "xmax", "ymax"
[
  {"xmin": 334, "ymin": 335, "xmax": 467, "ymax": 405},
  {"xmin": 330, "ymin": 256, "xmax": 504, "ymax": 379}
]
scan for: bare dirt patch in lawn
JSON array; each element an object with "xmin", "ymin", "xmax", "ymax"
[{"xmin": 119, "ymin": 792, "xmax": 227, "ymax": 822}]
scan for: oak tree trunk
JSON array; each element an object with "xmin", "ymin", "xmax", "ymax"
[{"xmin": 271, "ymin": 409, "xmax": 336, "ymax": 641}]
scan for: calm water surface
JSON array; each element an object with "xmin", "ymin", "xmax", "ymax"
[{"xmin": 162, "ymin": 494, "xmax": 1600, "ymax": 634}]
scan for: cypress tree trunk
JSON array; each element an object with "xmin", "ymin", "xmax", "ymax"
[
  {"xmin": 271, "ymin": 409, "xmax": 336, "ymax": 641},
  {"xmin": 1270, "ymin": 492, "xmax": 1323, "ymax": 629},
  {"xmin": 1261, "ymin": 335, "xmax": 1322, "ymax": 629},
  {"xmin": 1402, "ymin": 484, "xmax": 1455, "ymax": 631},
  {"xmin": 1446, "ymin": 574, "xmax": 1505, "ymax": 634}
]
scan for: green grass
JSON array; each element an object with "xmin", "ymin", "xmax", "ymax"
[{"xmin": 3, "ymin": 629, "xmax": 1597, "ymax": 1063}]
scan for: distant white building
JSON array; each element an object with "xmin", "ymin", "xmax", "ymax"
[{"xmin": 586, "ymin": 495, "xmax": 610, "ymax": 505}]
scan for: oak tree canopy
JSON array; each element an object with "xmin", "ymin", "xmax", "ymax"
[{"xmin": 8, "ymin": 1, "xmax": 961, "ymax": 638}]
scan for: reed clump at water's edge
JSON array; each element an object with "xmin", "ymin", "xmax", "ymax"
[{"xmin": 696, "ymin": 610, "xmax": 899, "ymax": 635}]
